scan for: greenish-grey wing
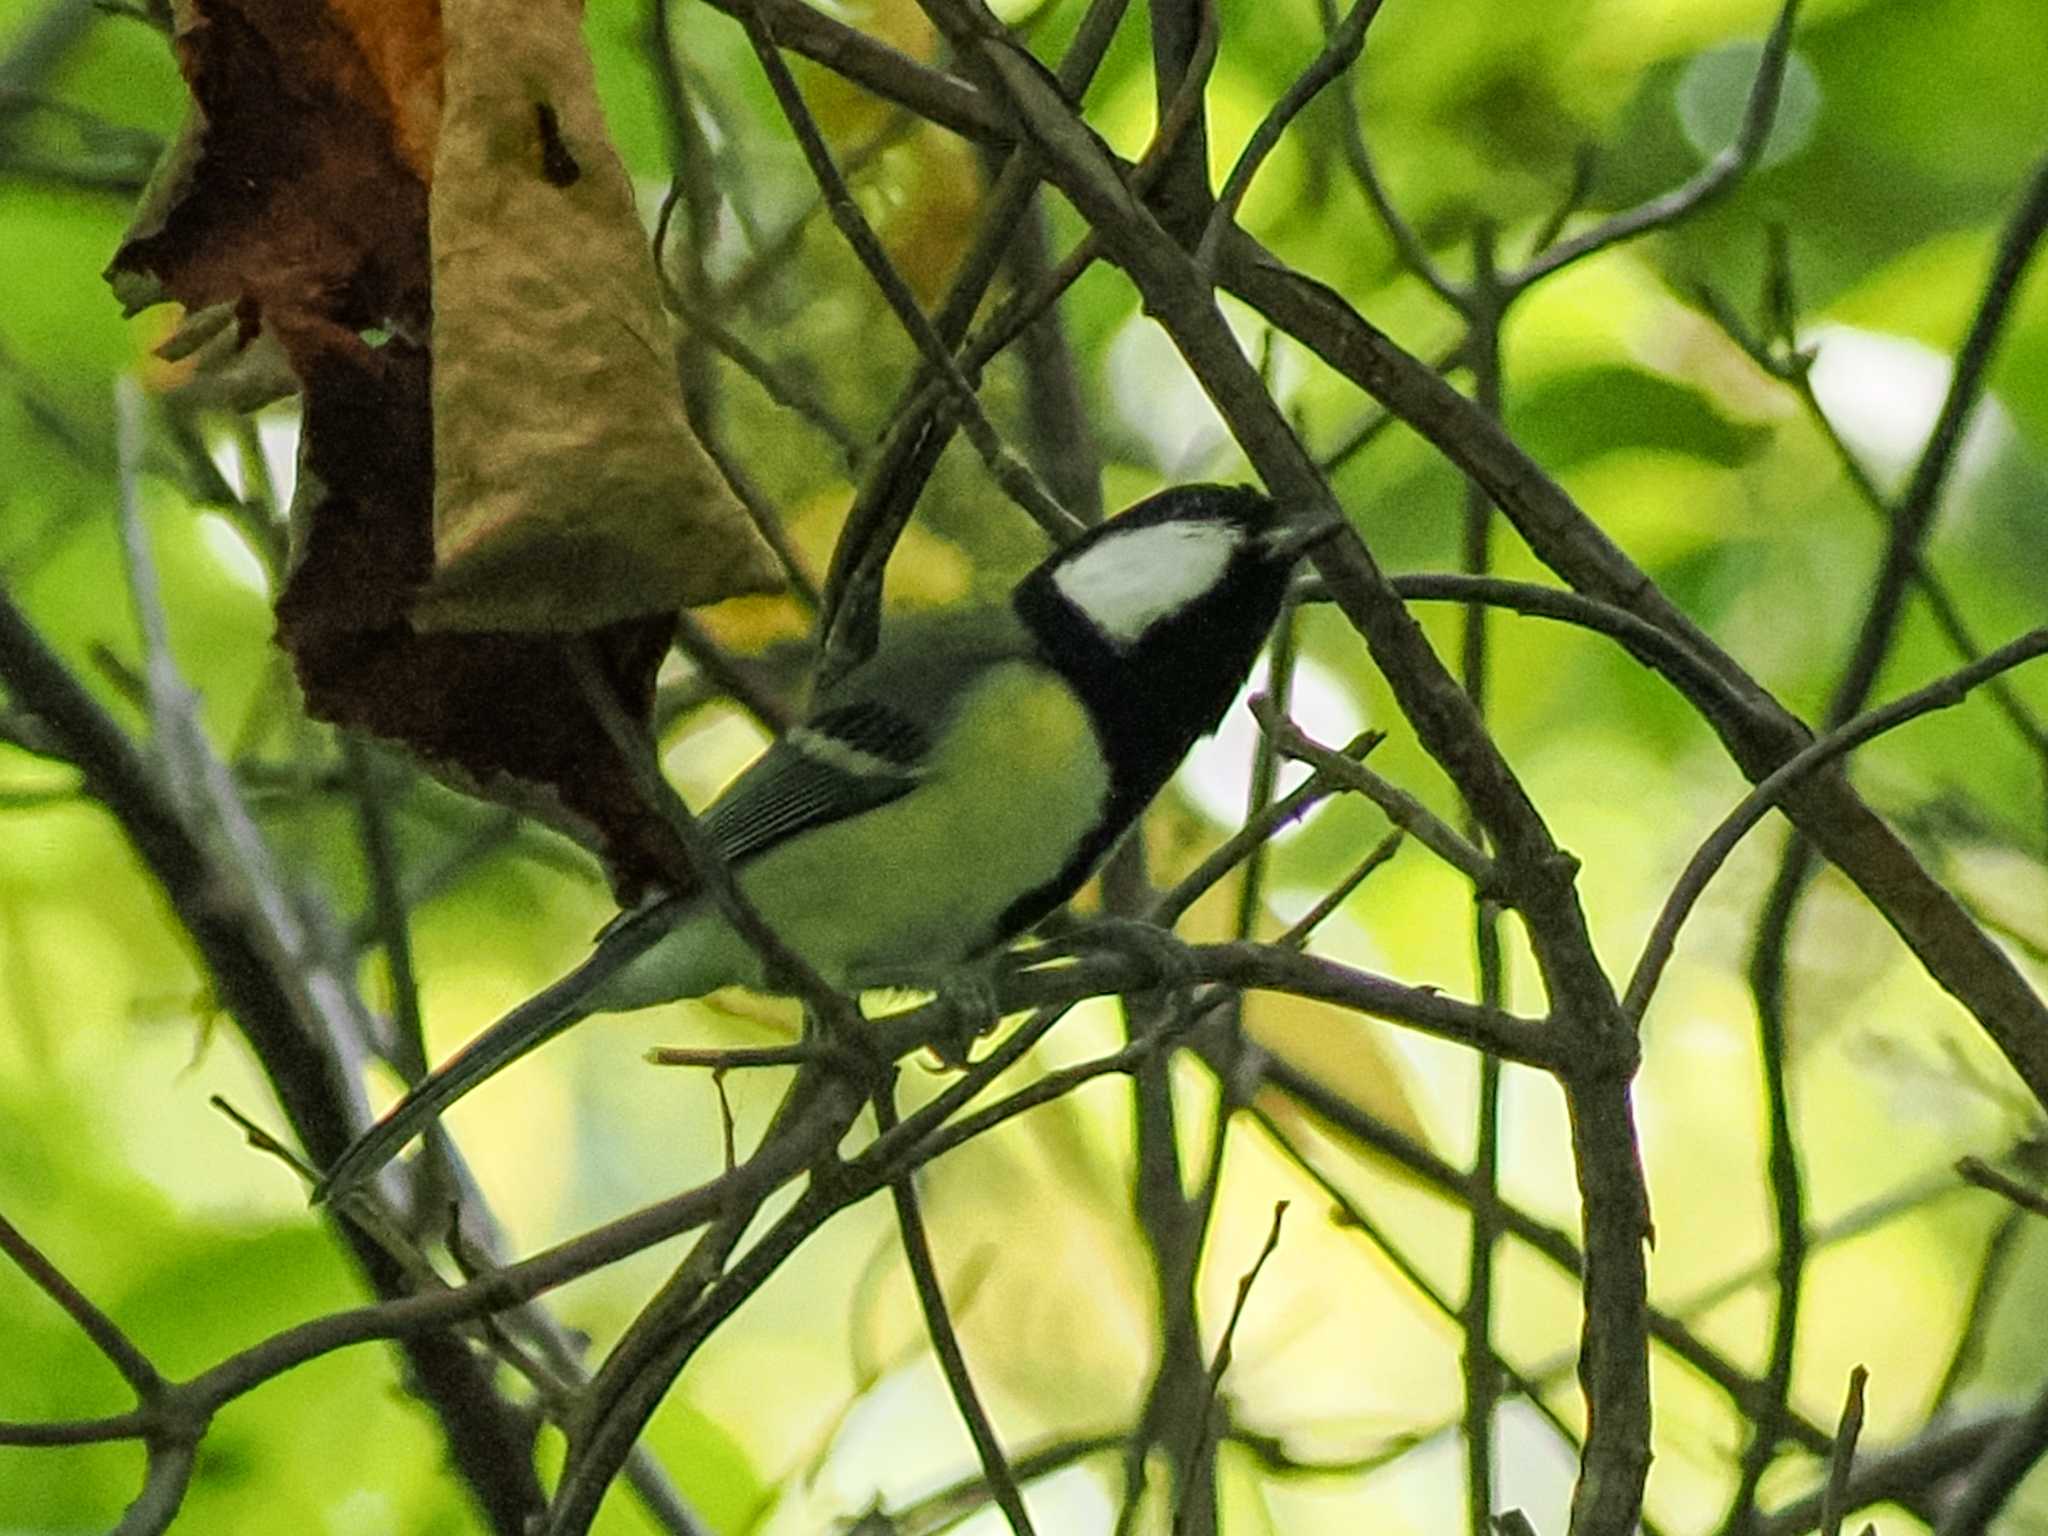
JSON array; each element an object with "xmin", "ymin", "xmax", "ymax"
[{"xmin": 701, "ymin": 699, "xmax": 931, "ymax": 866}]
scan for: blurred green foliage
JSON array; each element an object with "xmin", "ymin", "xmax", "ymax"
[{"xmin": 1, "ymin": 0, "xmax": 2045, "ymax": 1531}]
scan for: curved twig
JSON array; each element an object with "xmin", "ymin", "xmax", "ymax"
[
  {"xmin": 1511, "ymin": 0, "xmax": 1805, "ymax": 289},
  {"xmin": 1627, "ymin": 629, "xmax": 2048, "ymax": 1022}
]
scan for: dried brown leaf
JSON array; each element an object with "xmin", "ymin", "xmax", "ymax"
[
  {"xmin": 273, "ymin": 330, "xmax": 689, "ymax": 886},
  {"xmin": 105, "ymin": 0, "xmax": 436, "ymax": 339},
  {"xmin": 102, "ymin": 0, "xmax": 771, "ymax": 884},
  {"xmin": 410, "ymin": 0, "xmax": 779, "ymax": 631}
]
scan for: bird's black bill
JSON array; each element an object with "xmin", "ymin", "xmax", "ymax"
[{"xmin": 312, "ymin": 897, "xmax": 682, "ymax": 1206}]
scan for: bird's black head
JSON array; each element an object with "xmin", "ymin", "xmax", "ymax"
[{"xmin": 1012, "ymin": 483, "xmax": 1306, "ymax": 867}]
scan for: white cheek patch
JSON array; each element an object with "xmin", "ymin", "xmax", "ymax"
[{"xmin": 1051, "ymin": 520, "xmax": 1242, "ymax": 646}]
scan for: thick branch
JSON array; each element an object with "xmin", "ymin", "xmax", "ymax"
[
  {"xmin": 1217, "ymin": 235, "xmax": 2048, "ymax": 1107},
  {"xmin": 0, "ymin": 585, "xmax": 547, "ymax": 1533}
]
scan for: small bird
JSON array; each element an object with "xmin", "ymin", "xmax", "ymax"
[{"xmin": 316, "ymin": 484, "xmax": 1322, "ymax": 1203}]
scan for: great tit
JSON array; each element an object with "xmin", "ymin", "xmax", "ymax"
[{"xmin": 316, "ymin": 483, "xmax": 1318, "ymax": 1203}]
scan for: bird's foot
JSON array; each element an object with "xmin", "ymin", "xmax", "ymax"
[{"xmin": 924, "ymin": 963, "xmax": 1006, "ymax": 1068}]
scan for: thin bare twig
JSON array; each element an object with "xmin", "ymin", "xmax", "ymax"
[
  {"xmin": 1932, "ymin": 1206, "xmax": 2029, "ymax": 1412},
  {"xmin": 652, "ymin": 181, "xmax": 867, "ymax": 467},
  {"xmin": 1957, "ymin": 1156, "xmax": 2048, "ymax": 1221},
  {"xmin": 0, "ymin": 1208, "xmax": 164, "ymax": 1399},
  {"xmin": 875, "ymin": 1087, "xmax": 1039, "ymax": 1536},
  {"xmin": 1195, "ymin": 0, "xmax": 1386, "ymax": 272},
  {"xmin": 695, "ymin": 0, "xmax": 1005, "ymax": 144},
  {"xmin": 539, "ymin": 922, "xmax": 1524, "ymax": 1532},
  {"xmin": 1176, "ymin": 1201, "xmax": 1289, "ymax": 1536},
  {"xmin": 1627, "ymin": 627, "xmax": 2048, "ymax": 1021},
  {"xmin": 1243, "ymin": 1048, "xmax": 1833, "ymax": 1456},
  {"xmin": 1512, "ymin": 0, "xmax": 1805, "ymax": 288},
  {"xmin": 1454, "ymin": 230, "xmax": 1510, "ymax": 1536},
  {"xmin": 1706, "ymin": 157, "xmax": 2048, "ymax": 1533},
  {"xmin": 1254, "ymin": 700, "xmax": 1495, "ymax": 890},
  {"xmin": 1819, "ymin": 1368, "xmax": 1869, "ymax": 1536},
  {"xmin": 1819, "ymin": 150, "xmax": 2048, "ymax": 742},
  {"xmin": 1937, "ymin": 1378, "xmax": 2048, "ymax": 1536},
  {"xmin": 113, "ymin": 1439, "xmax": 196, "ymax": 1536},
  {"xmin": 1275, "ymin": 830, "xmax": 1404, "ymax": 947},
  {"xmin": 4, "ymin": 395, "xmax": 545, "ymax": 1529},
  {"xmin": 646, "ymin": 1043, "xmax": 820, "ymax": 1070},
  {"xmin": 1319, "ymin": 0, "xmax": 1461, "ymax": 308},
  {"xmin": 341, "ymin": 737, "xmax": 429, "ymax": 1083},
  {"xmin": 1254, "ymin": 1106, "xmax": 1597, "ymax": 1472},
  {"xmin": 730, "ymin": 0, "xmax": 1081, "ymax": 543},
  {"xmin": 815, "ymin": 0, "xmax": 1149, "ymax": 677},
  {"xmin": 1224, "ymin": 220, "xmax": 2048, "ymax": 1094},
  {"xmin": 1149, "ymin": 724, "xmax": 1384, "ymax": 927},
  {"xmin": 1756, "ymin": 1417, "xmax": 2005, "ymax": 1536},
  {"xmin": 897, "ymin": 25, "xmax": 1652, "ymax": 1523},
  {"xmin": 210, "ymin": 1094, "xmax": 321, "ymax": 1183}
]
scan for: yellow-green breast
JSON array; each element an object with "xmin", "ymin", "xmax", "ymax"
[{"xmin": 609, "ymin": 659, "xmax": 1109, "ymax": 1004}]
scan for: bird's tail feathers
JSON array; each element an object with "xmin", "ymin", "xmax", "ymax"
[{"xmin": 312, "ymin": 897, "xmax": 686, "ymax": 1206}]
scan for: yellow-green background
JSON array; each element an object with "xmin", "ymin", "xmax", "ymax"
[{"xmin": 2, "ymin": 0, "xmax": 2046, "ymax": 1530}]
